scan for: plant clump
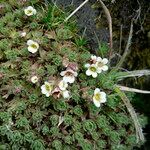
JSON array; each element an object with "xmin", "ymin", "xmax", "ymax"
[{"xmin": 0, "ymin": 0, "xmax": 147, "ymax": 150}]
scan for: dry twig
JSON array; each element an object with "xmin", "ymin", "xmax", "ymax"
[
  {"xmin": 119, "ymin": 24, "xmax": 123, "ymax": 54},
  {"xmin": 97, "ymin": 0, "xmax": 113, "ymax": 58},
  {"xmin": 117, "ymin": 69, "xmax": 150, "ymax": 80},
  {"xmin": 115, "ymin": 87, "xmax": 145, "ymax": 143},
  {"xmin": 116, "ymin": 21, "xmax": 133, "ymax": 69},
  {"xmin": 116, "ymin": 85, "xmax": 150, "ymax": 94},
  {"xmin": 64, "ymin": 0, "xmax": 89, "ymax": 22}
]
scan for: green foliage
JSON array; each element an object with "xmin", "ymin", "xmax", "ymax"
[
  {"xmin": 75, "ymin": 37, "xmax": 87, "ymax": 47},
  {"xmin": 29, "ymin": 94, "xmax": 39, "ymax": 104},
  {"xmin": 42, "ymin": 124, "xmax": 49, "ymax": 135},
  {"xmin": 83, "ymin": 120, "xmax": 97, "ymax": 132},
  {"xmin": 49, "ymin": 115, "xmax": 59, "ymax": 126},
  {"xmin": 64, "ymin": 135, "xmax": 72, "ymax": 144},
  {"xmin": 46, "ymin": 65, "xmax": 57, "ymax": 75},
  {"xmin": 50, "ymin": 127, "xmax": 60, "ymax": 137},
  {"xmin": 74, "ymin": 131, "xmax": 84, "ymax": 141},
  {"xmin": 31, "ymin": 139, "xmax": 45, "ymax": 150},
  {"xmin": 96, "ymin": 140, "xmax": 107, "ymax": 149},
  {"xmin": 52, "ymin": 54, "xmax": 62, "ymax": 66},
  {"xmin": 16, "ymin": 117, "xmax": 29, "ymax": 128},
  {"xmin": 56, "ymin": 28, "xmax": 73, "ymax": 40},
  {"xmin": 0, "ymin": 112, "xmax": 11, "ymax": 123},
  {"xmin": 96, "ymin": 115, "xmax": 109, "ymax": 128},
  {"xmin": 98, "ymin": 42, "xmax": 109, "ymax": 56},
  {"xmin": 24, "ymin": 131, "xmax": 36, "ymax": 143},
  {"xmin": 52, "ymin": 140, "xmax": 62, "ymax": 150},
  {"xmin": 54, "ymin": 100, "xmax": 68, "ymax": 111},
  {"xmin": 0, "ymin": 1, "xmax": 147, "ymax": 150},
  {"xmin": 91, "ymin": 131, "xmax": 99, "ymax": 141},
  {"xmin": 32, "ymin": 111, "xmax": 44, "ymax": 124},
  {"xmin": 79, "ymin": 139, "xmax": 93, "ymax": 150},
  {"xmin": 15, "ymin": 101, "xmax": 27, "ymax": 114},
  {"xmin": 64, "ymin": 114, "xmax": 73, "ymax": 126},
  {"xmin": 73, "ymin": 105, "xmax": 83, "ymax": 117},
  {"xmin": 68, "ymin": 51, "xmax": 78, "ymax": 62}
]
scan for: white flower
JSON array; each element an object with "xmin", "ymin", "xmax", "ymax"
[
  {"xmin": 58, "ymin": 80, "xmax": 68, "ymax": 91},
  {"xmin": 41, "ymin": 81, "xmax": 53, "ymax": 97},
  {"xmin": 52, "ymin": 86, "xmax": 70, "ymax": 99},
  {"xmin": 93, "ymin": 88, "xmax": 107, "ymax": 107},
  {"xmin": 62, "ymin": 90, "xmax": 70, "ymax": 99},
  {"xmin": 27, "ymin": 40, "xmax": 39, "ymax": 53},
  {"xmin": 53, "ymin": 80, "xmax": 70, "ymax": 99},
  {"xmin": 52, "ymin": 87, "xmax": 61, "ymax": 99},
  {"xmin": 90, "ymin": 55, "xmax": 97, "ymax": 63},
  {"xmin": 60, "ymin": 69, "xmax": 78, "ymax": 84},
  {"xmin": 24, "ymin": 6, "xmax": 36, "ymax": 16},
  {"xmin": 85, "ymin": 64, "xmax": 101, "ymax": 78},
  {"xmin": 31, "ymin": 76, "xmax": 38, "ymax": 83},
  {"xmin": 96, "ymin": 57, "xmax": 108, "ymax": 71},
  {"xmin": 20, "ymin": 31, "xmax": 26, "ymax": 37}
]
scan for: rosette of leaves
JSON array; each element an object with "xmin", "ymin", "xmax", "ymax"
[{"xmin": 0, "ymin": 0, "xmax": 147, "ymax": 150}]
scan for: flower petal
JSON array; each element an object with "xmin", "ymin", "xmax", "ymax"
[
  {"xmin": 46, "ymin": 93, "xmax": 50, "ymax": 97},
  {"xmin": 97, "ymin": 68, "xmax": 102, "ymax": 74},
  {"xmin": 102, "ymin": 65, "xmax": 108, "ymax": 71},
  {"xmin": 102, "ymin": 58, "xmax": 108, "ymax": 64},
  {"xmin": 94, "ymin": 88, "xmax": 100, "ymax": 95},
  {"xmin": 28, "ymin": 6, "xmax": 33, "ymax": 10},
  {"xmin": 85, "ymin": 63, "xmax": 90, "ymax": 68},
  {"xmin": 27, "ymin": 40, "xmax": 33, "ymax": 45},
  {"xmin": 63, "ymin": 76, "xmax": 75, "ymax": 84},
  {"xmin": 93, "ymin": 99, "xmax": 101, "ymax": 107},
  {"xmin": 28, "ymin": 46, "xmax": 38, "ymax": 53},
  {"xmin": 34, "ymin": 42, "xmax": 39, "ymax": 49},
  {"xmin": 74, "ymin": 71, "xmax": 78, "ymax": 77},
  {"xmin": 44, "ymin": 81, "xmax": 50, "ymax": 85},
  {"xmin": 91, "ymin": 55, "xmax": 97, "ymax": 60},
  {"xmin": 62, "ymin": 90, "xmax": 70, "ymax": 99},
  {"xmin": 31, "ymin": 76, "xmax": 38, "ymax": 83},
  {"xmin": 59, "ymin": 80, "xmax": 68, "ymax": 91},
  {"xmin": 24, "ymin": 6, "xmax": 36, "ymax": 16},
  {"xmin": 32, "ymin": 8, "xmax": 37, "ymax": 15},
  {"xmin": 92, "ymin": 72, "xmax": 97, "ymax": 78},
  {"xmin": 41, "ymin": 85, "xmax": 44, "ymax": 90},
  {"xmin": 86, "ymin": 69, "xmax": 92, "ymax": 76},
  {"xmin": 41, "ymin": 86, "xmax": 47, "ymax": 95},
  {"xmin": 60, "ymin": 71, "xmax": 66, "ymax": 76},
  {"xmin": 100, "ymin": 92, "xmax": 107, "ymax": 103},
  {"xmin": 97, "ymin": 57, "xmax": 102, "ymax": 62},
  {"xmin": 20, "ymin": 31, "xmax": 26, "ymax": 37}
]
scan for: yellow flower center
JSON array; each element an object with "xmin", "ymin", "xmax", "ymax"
[
  {"xmin": 31, "ymin": 44, "xmax": 37, "ymax": 49},
  {"xmin": 90, "ymin": 66, "xmax": 96, "ymax": 72},
  {"xmin": 27, "ymin": 10, "xmax": 32, "ymax": 14},
  {"xmin": 45, "ymin": 84, "xmax": 53, "ymax": 91},
  {"xmin": 94, "ymin": 93, "xmax": 101, "ymax": 101},
  {"xmin": 33, "ymin": 78, "xmax": 37, "ymax": 81}
]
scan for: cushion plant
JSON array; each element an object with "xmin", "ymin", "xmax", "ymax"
[{"xmin": 0, "ymin": 0, "xmax": 148, "ymax": 150}]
